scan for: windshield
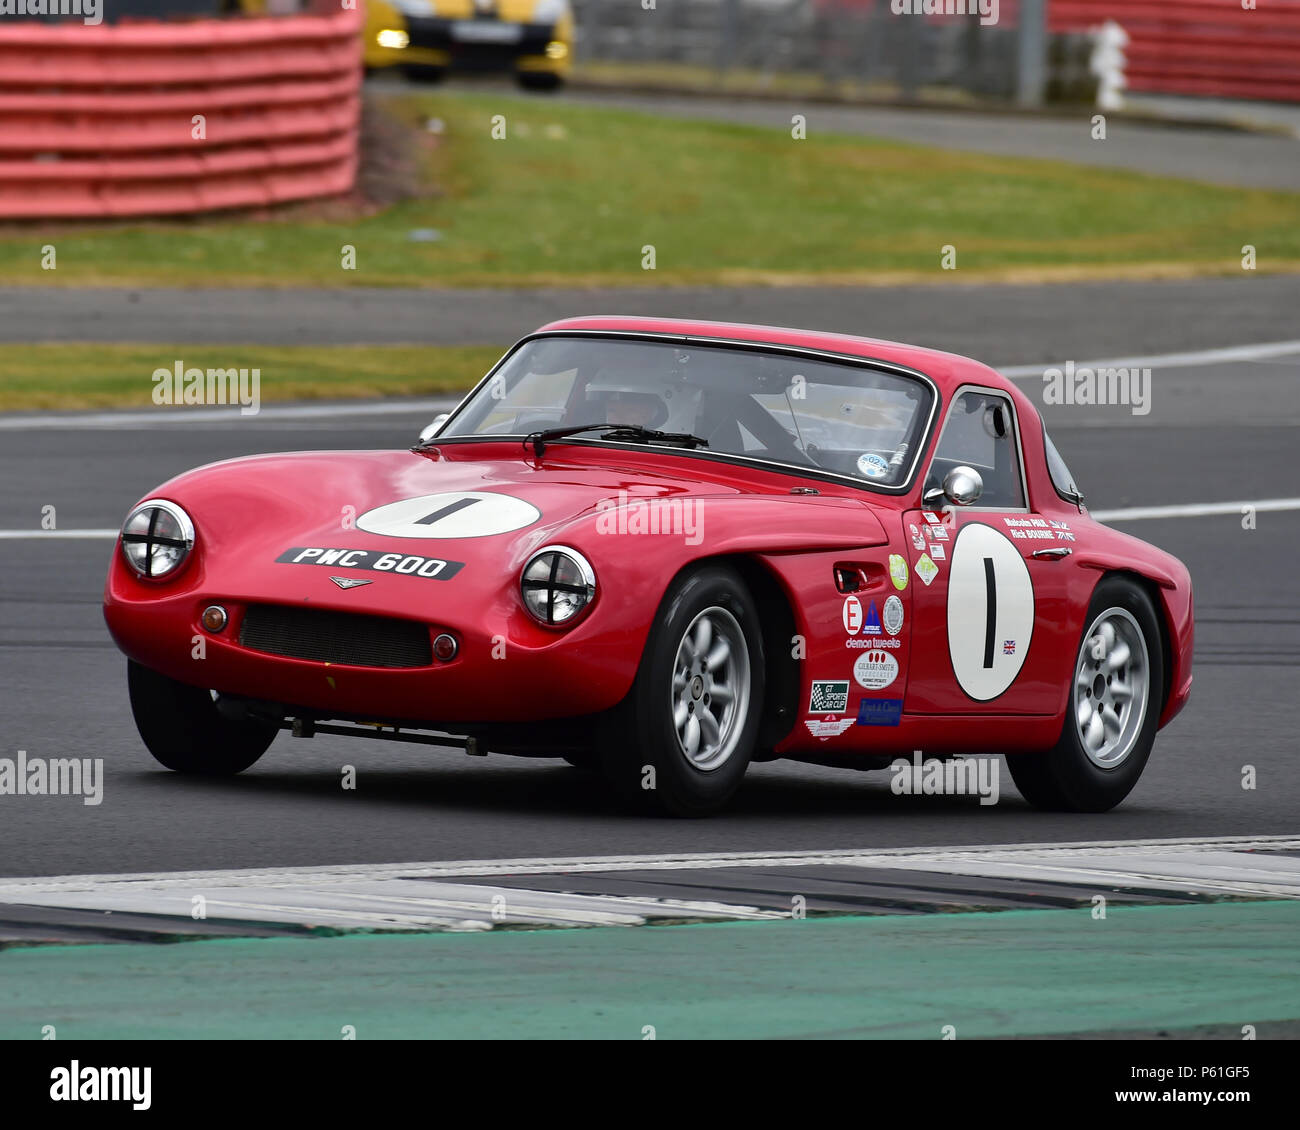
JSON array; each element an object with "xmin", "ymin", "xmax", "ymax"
[{"xmin": 441, "ymin": 336, "xmax": 935, "ymax": 487}]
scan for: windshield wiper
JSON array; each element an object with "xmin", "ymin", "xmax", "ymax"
[{"xmin": 523, "ymin": 423, "xmax": 709, "ymax": 457}]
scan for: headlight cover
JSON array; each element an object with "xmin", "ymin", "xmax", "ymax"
[
  {"xmin": 520, "ymin": 545, "xmax": 595, "ymax": 626},
  {"xmin": 120, "ymin": 499, "xmax": 195, "ymax": 580}
]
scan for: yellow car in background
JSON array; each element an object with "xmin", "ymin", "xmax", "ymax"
[{"xmin": 364, "ymin": 0, "xmax": 573, "ymax": 90}]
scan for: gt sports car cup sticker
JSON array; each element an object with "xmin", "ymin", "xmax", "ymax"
[
  {"xmin": 356, "ymin": 491, "xmax": 540, "ymax": 539},
  {"xmin": 883, "ymin": 594, "xmax": 904, "ymax": 635},
  {"xmin": 888, "ymin": 554, "xmax": 908, "ymax": 590},
  {"xmin": 809, "ymin": 680, "xmax": 850, "ymax": 714},
  {"xmin": 946, "ymin": 523, "xmax": 1034, "ymax": 701},
  {"xmin": 805, "ymin": 718, "xmax": 855, "ymax": 739},
  {"xmin": 856, "ymin": 453, "xmax": 890, "ymax": 479},
  {"xmin": 909, "ymin": 523, "xmax": 926, "ymax": 551},
  {"xmin": 915, "ymin": 552, "xmax": 940, "ymax": 586},
  {"xmin": 842, "ymin": 594, "xmax": 862, "ymax": 634},
  {"xmin": 857, "ymin": 698, "xmax": 903, "ymax": 726},
  {"xmin": 854, "ymin": 649, "xmax": 899, "ymax": 690}
]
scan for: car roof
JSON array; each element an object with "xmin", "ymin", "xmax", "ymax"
[{"xmin": 533, "ymin": 315, "xmax": 1008, "ymax": 393}]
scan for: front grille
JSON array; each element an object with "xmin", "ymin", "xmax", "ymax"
[{"xmin": 239, "ymin": 605, "xmax": 432, "ymax": 669}]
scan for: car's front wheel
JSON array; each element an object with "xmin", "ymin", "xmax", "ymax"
[
  {"xmin": 127, "ymin": 661, "xmax": 277, "ymax": 775},
  {"xmin": 600, "ymin": 565, "xmax": 764, "ymax": 816},
  {"xmin": 1007, "ymin": 576, "xmax": 1164, "ymax": 812}
]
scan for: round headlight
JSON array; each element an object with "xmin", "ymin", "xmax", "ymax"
[
  {"xmin": 120, "ymin": 499, "xmax": 195, "ymax": 580},
  {"xmin": 520, "ymin": 545, "xmax": 595, "ymax": 626}
]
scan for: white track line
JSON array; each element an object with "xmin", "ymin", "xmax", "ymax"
[
  {"xmin": 3, "ymin": 834, "xmax": 1297, "ymax": 892},
  {"xmin": 0, "ymin": 396, "xmax": 460, "ymax": 430},
  {"xmin": 1089, "ymin": 497, "xmax": 1300, "ymax": 523},
  {"xmin": 1, "ymin": 341, "xmax": 1296, "ymax": 429},
  {"xmin": 0, "ymin": 529, "xmax": 119, "ymax": 539},
  {"xmin": 1000, "ymin": 339, "xmax": 1300, "ymax": 379},
  {"xmin": 2, "ymin": 835, "xmax": 1297, "ymax": 931}
]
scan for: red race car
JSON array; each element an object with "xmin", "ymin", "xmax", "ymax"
[{"xmin": 104, "ymin": 317, "xmax": 1193, "ymax": 816}]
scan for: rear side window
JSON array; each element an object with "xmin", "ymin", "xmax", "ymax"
[{"xmin": 1044, "ymin": 428, "xmax": 1084, "ymax": 502}]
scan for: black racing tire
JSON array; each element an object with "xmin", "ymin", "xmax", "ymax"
[
  {"xmin": 128, "ymin": 660, "xmax": 277, "ymax": 775},
  {"xmin": 517, "ymin": 71, "xmax": 563, "ymax": 92},
  {"xmin": 1007, "ymin": 576, "xmax": 1164, "ymax": 812},
  {"xmin": 599, "ymin": 565, "xmax": 764, "ymax": 817}
]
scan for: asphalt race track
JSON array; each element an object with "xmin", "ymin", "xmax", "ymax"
[{"xmin": 1, "ymin": 280, "xmax": 1296, "ymax": 879}]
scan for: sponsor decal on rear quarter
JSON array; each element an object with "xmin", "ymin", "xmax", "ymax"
[
  {"xmin": 842, "ymin": 594, "xmax": 863, "ymax": 634},
  {"xmin": 857, "ymin": 698, "xmax": 903, "ymax": 726},
  {"xmin": 805, "ymin": 717, "xmax": 854, "ymax": 739},
  {"xmin": 883, "ymin": 594, "xmax": 904, "ymax": 635},
  {"xmin": 809, "ymin": 680, "xmax": 850, "ymax": 713},
  {"xmin": 889, "ymin": 554, "xmax": 908, "ymax": 590},
  {"xmin": 854, "ymin": 649, "xmax": 899, "ymax": 690}
]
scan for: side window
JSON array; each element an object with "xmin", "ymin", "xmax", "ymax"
[
  {"xmin": 927, "ymin": 390, "xmax": 1025, "ymax": 509},
  {"xmin": 1043, "ymin": 428, "xmax": 1084, "ymax": 502}
]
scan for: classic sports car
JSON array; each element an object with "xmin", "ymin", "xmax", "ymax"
[
  {"xmin": 363, "ymin": 0, "xmax": 573, "ymax": 90},
  {"xmin": 104, "ymin": 317, "xmax": 1193, "ymax": 816}
]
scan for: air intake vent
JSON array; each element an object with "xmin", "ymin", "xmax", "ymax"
[{"xmin": 239, "ymin": 605, "xmax": 432, "ymax": 669}]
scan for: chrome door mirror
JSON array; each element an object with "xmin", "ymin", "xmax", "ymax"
[
  {"xmin": 418, "ymin": 413, "xmax": 450, "ymax": 445},
  {"xmin": 942, "ymin": 465, "xmax": 983, "ymax": 506}
]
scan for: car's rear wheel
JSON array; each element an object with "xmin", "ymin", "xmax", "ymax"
[
  {"xmin": 127, "ymin": 660, "xmax": 277, "ymax": 775},
  {"xmin": 600, "ymin": 565, "xmax": 764, "ymax": 816},
  {"xmin": 1007, "ymin": 576, "xmax": 1164, "ymax": 812}
]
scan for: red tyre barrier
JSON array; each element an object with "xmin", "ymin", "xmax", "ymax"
[
  {"xmin": 1050, "ymin": 0, "xmax": 1300, "ymax": 103},
  {"xmin": 0, "ymin": 8, "xmax": 363, "ymax": 219}
]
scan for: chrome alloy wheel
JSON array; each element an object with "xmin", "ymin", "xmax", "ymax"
[
  {"xmin": 670, "ymin": 606, "xmax": 751, "ymax": 771},
  {"xmin": 1074, "ymin": 606, "xmax": 1150, "ymax": 768}
]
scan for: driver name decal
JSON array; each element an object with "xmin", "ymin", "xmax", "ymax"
[{"xmin": 276, "ymin": 547, "xmax": 464, "ymax": 581}]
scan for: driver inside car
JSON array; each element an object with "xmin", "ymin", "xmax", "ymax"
[{"xmin": 579, "ymin": 374, "xmax": 673, "ymax": 430}]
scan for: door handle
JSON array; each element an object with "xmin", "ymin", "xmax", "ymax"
[{"xmin": 1032, "ymin": 547, "xmax": 1072, "ymax": 560}]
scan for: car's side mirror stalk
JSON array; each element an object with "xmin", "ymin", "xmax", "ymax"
[{"xmin": 418, "ymin": 413, "xmax": 450, "ymax": 446}]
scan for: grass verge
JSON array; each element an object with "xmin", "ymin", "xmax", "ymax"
[
  {"xmin": 0, "ymin": 91, "xmax": 1296, "ymax": 288},
  {"xmin": 0, "ymin": 344, "xmax": 500, "ymax": 411}
]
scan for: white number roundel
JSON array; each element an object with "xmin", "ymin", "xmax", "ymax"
[
  {"xmin": 946, "ymin": 523, "xmax": 1034, "ymax": 702},
  {"xmin": 356, "ymin": 492, "xmax": 540, "ymax": 539}
]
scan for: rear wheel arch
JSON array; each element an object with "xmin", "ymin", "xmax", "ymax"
[{"xmin": 1093, "ymin": 568, "xmax": 1173, "ymax": 718}]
